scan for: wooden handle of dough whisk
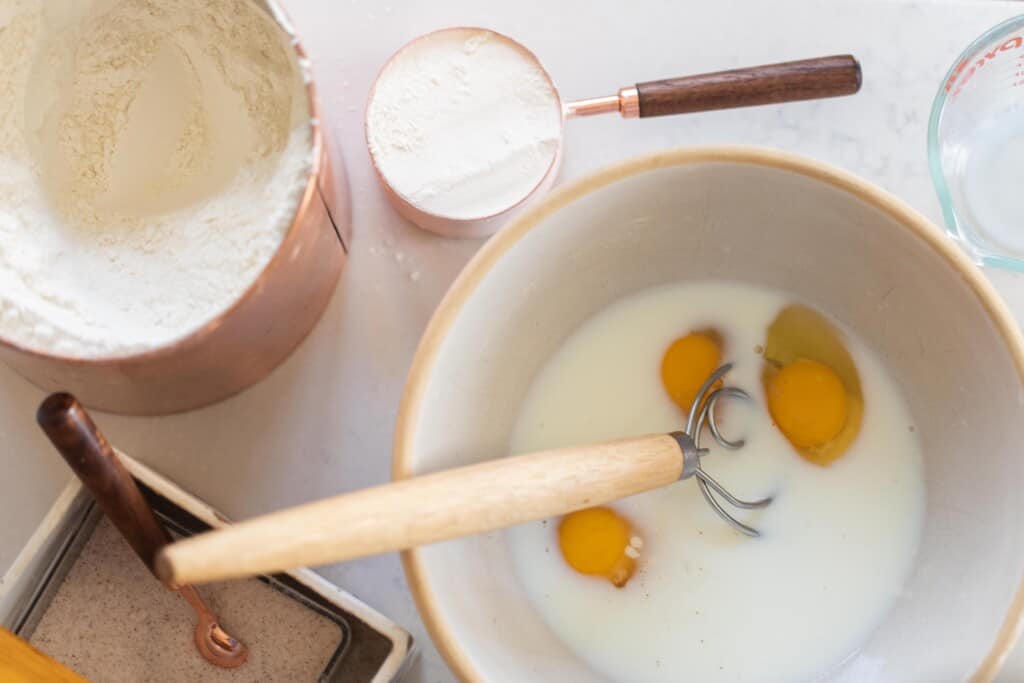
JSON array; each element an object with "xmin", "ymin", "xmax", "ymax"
[
  {"xmin": 155, "ymin": 434, "xmax": 685, "ymax": 585},
  {"xmin": 36, "ymin": 393, "xmax": 172, "ymax": 573},
  {"xmin": 635, "ymin": 55, "xmax": 861, "ymax": 117}
]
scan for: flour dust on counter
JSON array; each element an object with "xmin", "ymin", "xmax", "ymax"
[
  {"xmin": 0, "ymin": 0, "xmax": 313, "ymax": 357},
  {"xmin": 506, "ymin": 281, "xmax": 925, "ymax": 683}
]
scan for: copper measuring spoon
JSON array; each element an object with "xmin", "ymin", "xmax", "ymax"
[{"xmin": 36, "ymin": 394, "xmax": 248, "ymax": 669}]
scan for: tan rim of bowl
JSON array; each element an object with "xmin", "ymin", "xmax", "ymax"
[{"xmin": 392, "ymin": 146, "xmax": 1024, "ymax": 683}]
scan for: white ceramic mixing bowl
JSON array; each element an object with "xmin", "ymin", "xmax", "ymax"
[{"xmin": 394, "ymin": 147, "xmax": 1024, "ymax": 681}]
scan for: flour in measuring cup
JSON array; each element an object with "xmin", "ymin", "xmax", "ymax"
[
  {"xmin": 366, "ymin": 28, "xmax": 562, "ymax": 220},
  {"xmin": 0, "ymin": 0, "xmax": 312, "ymax": 357}
]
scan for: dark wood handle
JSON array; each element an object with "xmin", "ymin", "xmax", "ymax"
[
  {"xmin": 636, "ymin": 55, "xmax": 861, "ymax": 118},
  {"xmin": 37, "ymin": 393, "xmax": 171, "ymax": 574}
]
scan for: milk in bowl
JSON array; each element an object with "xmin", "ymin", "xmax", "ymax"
[{"xmin": 506, "ymin": 280, "xmax": 925, "ymax": 682}]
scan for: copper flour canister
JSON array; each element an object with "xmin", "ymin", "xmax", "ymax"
[{"xmin": 0, "ymin": 1, "xmax": 349, "ymax": 415}]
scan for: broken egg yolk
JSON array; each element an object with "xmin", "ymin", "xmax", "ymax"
[
  {"xmin": 767, "ymin": 359, "xmax": 848, "ymax": 448},
  {"xmin": 762, "ymin": 304, "xmax": 864, "ymax": 466},
  {"xmin": 661, "ymin": 331, "xmax": 722, "ymax": 411},
  {"xmin": 558, "ymin": 507, "xmax": 638, "ymax": 587}
]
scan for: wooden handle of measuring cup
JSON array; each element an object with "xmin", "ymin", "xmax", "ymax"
[
  {"xmin": 635, "ymin": 55, "xmax": 861, "ymax": 117},
  {"xmin": 36, "ymin": 394, "xmax": 171, "ymax": 573},
  {"xmin": 155, "ymin": 434, "xmax": 685, "ymax": 584}
]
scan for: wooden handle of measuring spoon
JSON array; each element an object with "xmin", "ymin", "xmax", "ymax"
[
  {"xmin": 155, "ymin": 434, "xmax": 685, "ymax": 585},
  {"xmin": 635, "ymin": 55, "xmax": 861, "ymax": 117},
  {"xmin": 36, "ymin": 393, "xmax": 172, "ymax": 572}
]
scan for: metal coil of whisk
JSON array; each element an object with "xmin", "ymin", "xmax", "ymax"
[{"xmin": 670, "ymin": 364, "xmax": 772, "ymax": 536}]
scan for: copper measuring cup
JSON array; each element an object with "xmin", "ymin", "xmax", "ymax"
[{"xmin": 368, "ymin": 27, "xmax": 862, "ymax": 237}]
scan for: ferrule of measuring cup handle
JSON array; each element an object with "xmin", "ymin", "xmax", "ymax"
[{"xmin": 564, "ymin": 87, "xmax": 639, "ymax": 118}]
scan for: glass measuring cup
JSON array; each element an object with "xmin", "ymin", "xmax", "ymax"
[{"xmin": 929, "ymin": 15, "xmax": 1024, "ymax": 269}]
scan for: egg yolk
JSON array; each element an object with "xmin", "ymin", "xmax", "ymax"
[
  {"xmin": 767, "ymin": 359, "xmax": 848, "ymax": 448},
  {"xmin": 661, "ymin": 332, "xmax": 722, "ymax": 411},
  {"xmin": 558, "ymin": 507, "xmax": 638, "ymax": 587}
]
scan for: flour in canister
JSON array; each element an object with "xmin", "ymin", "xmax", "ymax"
[
  {"xmin": 0, "ymin": 0, "xmax": 313, "ymax": 357},
  {"xmin": 366, "ymin": 28, "xmax": 562, "ymax": 220}
]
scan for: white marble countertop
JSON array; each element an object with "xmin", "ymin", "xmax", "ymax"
[{"xmin": 4, "ymin": 0, "xmax": 1024, "ymax": 680}]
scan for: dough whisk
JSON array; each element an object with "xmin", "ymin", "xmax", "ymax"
[{"xmin": 158, "ymin": 364, "xmax": 773, "ymax": 584}]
